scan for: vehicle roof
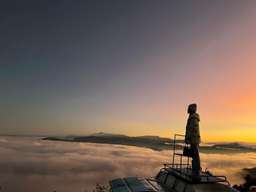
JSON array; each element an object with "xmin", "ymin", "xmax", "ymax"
[{"xmin": 110, "ymin": 174, "xmax": 238, "ymax": 192}]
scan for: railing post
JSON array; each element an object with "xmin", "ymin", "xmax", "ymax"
[
  {"xmin": 172, "ymin": 134, "xmax": 176, "ymax": 167},
  {"xmin": 180, "ymin": 155, "xmax": 182, "ymax": 171}
]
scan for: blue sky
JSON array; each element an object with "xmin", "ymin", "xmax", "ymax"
[{"xmin": 1, "ymin": 1, "xmax": 256, "ymax": 141}]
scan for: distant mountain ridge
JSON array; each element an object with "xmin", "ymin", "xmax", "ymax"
[
  {"xmin": 89, "ymin": 132, "xmax": 127, "ymax": 137},
  {"xmin": 43, "ymin": 132, "xmax": 256, "ymax": 153}
]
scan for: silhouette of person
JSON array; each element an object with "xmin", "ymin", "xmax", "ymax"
[{"xmin": 185, "ymin": 103, "xmax": 201, "ymax": 180}]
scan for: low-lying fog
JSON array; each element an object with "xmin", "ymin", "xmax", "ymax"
[{"xmin": 0, "ymin": 136, "xmax": 255, "ymax": 192}]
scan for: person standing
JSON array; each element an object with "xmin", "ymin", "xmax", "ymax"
[{"xmin": 185, "ymin": 103, "xmax": 201, "ymax": 180}]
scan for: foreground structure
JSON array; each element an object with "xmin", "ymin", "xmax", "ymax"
[{"xmin": 109, "ymin": 134, "xmax": 238, "ymax": 192}]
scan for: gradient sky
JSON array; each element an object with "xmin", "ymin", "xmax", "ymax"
[{"xmin": 1, "ymin": 1, "xmax": 256, "ymax": 142}]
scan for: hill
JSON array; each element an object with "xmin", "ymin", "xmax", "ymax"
[{"xmin": 43, "ymin": 133, "xmax": 255, "ymax": 153}]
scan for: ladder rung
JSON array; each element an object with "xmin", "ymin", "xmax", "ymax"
[{"xmin": 174, "ymin": 153, "xmax": 183, "ymax": 156}]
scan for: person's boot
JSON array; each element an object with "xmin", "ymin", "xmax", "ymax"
[
  {"xmin": 192, "ymin": 175, "xmax": 201, "ymax": 183},
  {"xmin": 192, "ymin": 169, "xmax": 201, "ymax": 183}
]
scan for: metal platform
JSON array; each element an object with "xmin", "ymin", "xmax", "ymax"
[
  {"xmin": 165, "ymin": 134, "xmax": 229, "ymax": 185},
  {"xmin": 161, "ymin": 166, "xmax": 229, "ymax": 184},
  {"xmin": 154, "ymin": 166, "xmax": 237, "ymax": 192}
]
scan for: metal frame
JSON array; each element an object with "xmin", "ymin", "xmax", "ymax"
[
  {"xmin": 167, "ymin": 133, "xmax": 230, "ymax": 185},
  {"xmin": 171, "ymin": 134, "xmax": 190, "ymax": 170}
]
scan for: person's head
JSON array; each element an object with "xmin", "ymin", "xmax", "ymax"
[{"xmin": 187, "ymin": 103, "xmax": 197, "ymax": 114}]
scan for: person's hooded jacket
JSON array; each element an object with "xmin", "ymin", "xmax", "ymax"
[{"xmin": 185, "ymin": 113, "xmax": 201, "ymax": 145}]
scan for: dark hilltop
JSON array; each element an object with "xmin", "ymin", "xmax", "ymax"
[{"xmin": 43, "ymin": 133, "xmax": 256, "ymax": 153}]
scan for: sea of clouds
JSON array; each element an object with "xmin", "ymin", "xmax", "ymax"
[{"xmin": 0, "ymin": 136, "xmax": 255, "ymax": 192}]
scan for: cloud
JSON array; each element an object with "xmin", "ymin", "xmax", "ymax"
[{"xmin": 0, "ymin": 136, "xmax": 255, "ymax": 192}]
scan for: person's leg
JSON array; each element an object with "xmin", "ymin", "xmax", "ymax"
[{"xmin": 191, "ymin": 144, "xmax": 200, "ymax": 178}]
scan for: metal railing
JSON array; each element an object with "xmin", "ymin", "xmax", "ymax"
[
  {"xmin": 171, "ymin": 134, "xmax": 190, "ymax": 170},
  {"xmin": 166, "ymin": 133, "xmax": 230, "ymax": 185}
]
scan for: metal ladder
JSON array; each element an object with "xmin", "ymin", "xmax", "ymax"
[{"xmin": 171, "ymin": 134, "xmax": 191, "ymax": 171}]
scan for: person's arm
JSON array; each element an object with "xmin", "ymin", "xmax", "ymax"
[{"xmin": 185, "ymin": 119, "xmax": 191, "ymax": 144}]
